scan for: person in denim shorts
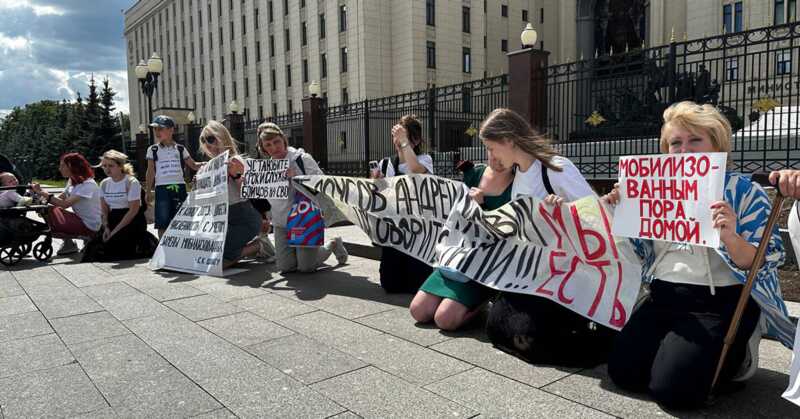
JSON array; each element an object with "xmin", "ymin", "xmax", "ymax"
[{"xmin": 144, "ymin": 115, "xmax": 201, "ymax": 238}]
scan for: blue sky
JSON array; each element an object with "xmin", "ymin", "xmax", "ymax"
[{"xmin": 0, "ymin": 0, "xmax": 133, "ymax": 117}]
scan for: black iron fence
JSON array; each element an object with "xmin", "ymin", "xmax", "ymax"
[
  {"xmin": 242, "ymin": 111, "xmax": 304, "ymax": 156},
  {"xmin": 548, "ymin": 22, "xmax": 800, "ymax": 178}
]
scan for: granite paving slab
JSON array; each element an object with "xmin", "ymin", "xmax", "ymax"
[
  {"xmin": 247, "ymin": 334, "xmax": 367, "ymax": 384},
  {"xmin": 0, "ymin": 311, "xmax": 52, "ymax": 343},
  {"xmin": 80, "ymin": 282, "xmax": 141, "ymax": 304},
  {"xmin": 71, "ymin": 334, "xmax": 222, "ymax": 418},
  {"xmin": 164, "ymin": 294, "xmax": 244, "ymax": 321},
  {"xmin": 355, "ymin": 308, "xmax": 452, "ymax": 347},
  {"xmin": 139, "ymin": 283, "xmax": 206, "ymax": 302},
  {"xmin": 198, "ymin": 311, "xmax": 295, "ymax": 347},
  {"xmin": 97, "ymin": 293, "xmax": 173, "ymax": 321},
  {"xmin": 311, "ymin": 366, "xmax": 477, "ymax": 419},
  {"xmin": 190, "ymin": 408, "xmax": 239, "ymax": 418},
  {"xmin": 277, "ymin": 310, "xmax": 384, "ymax": 349},
  {"xmin": 192, "ymin": 280, "xmax": 269, "ymax": 302},
  {"xmin": 24, "ymin": 288, "xmax": 103, "ymax": 319},
  {"xmin": 0, "ymin": 333, "xmax": 75, "ymax": 379},
  {"xmin": 10, "ymin": 266, "xmax": 67, "ymax": 288},
  {"xmin": 53, "ymin": 263, "xmax": 120, "ymax": 288},
  {"xmin": 232, "ymin": 293, "xmax": 317, "ymax": 320},
  {"xmin": 0, "ymin": 275, "xmax": 23, "ymax": 298},
  {"xmin": 0, "ymin": 363, "xmax": 108, "ymax": 418},
  {"xmin": 0, "ymin": 295, "xmax": 37, "ymax": 317},
  {"xmin": 50, "ymin": 311, "xmax": 131, "ymax": 345},
  {"xmin": 426, "ymin": 367, "xmax": 613, "ymax": 418}
]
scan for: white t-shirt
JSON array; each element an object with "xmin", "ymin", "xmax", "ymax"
[
  {"xmin": 0, "ymin": 190, "xmax": 22, "ymax": 208},
  {"xmin": 146, "ymin": 143, "xmax": 190, "ymax": 186},
  {"xmin": 651, "ymin": 241, "xmax": 739, "ymax": 288},
  {"xmin": 382, "ymin": 154, "xmax": 435, "ymax": 177},
  {"xmin": 100, "ymin": 176, "xmax": 141, "ymax": 209},
  {"xmin": 511, "ymin": 156, "xmax": 595, "ymax": 202},
  {"xmin": 65, "ymin": 179, "xmax": 102, "ymax": 232}
]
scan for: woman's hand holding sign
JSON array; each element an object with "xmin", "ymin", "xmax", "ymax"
[
  {"xmin": 710, "ymin": 200, "xmax": 756, "ymax": 269},
  {"xmin": 601, "ymin": 183, "xmax": 621, "ymax": 206},
  {"xmin": 468, "ymin": 187, "xmax": 485, "ymax": 205}
]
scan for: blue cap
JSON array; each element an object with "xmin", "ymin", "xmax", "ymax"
[{"xmin": 149, "ymin": 115, "xmax": 176, "ymax": 129}]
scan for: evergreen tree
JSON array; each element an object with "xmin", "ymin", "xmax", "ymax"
[
  {"xmin": 83, "ymin": 75, "xmax": 103, "ymax": 162},
  {"xmin": 99, "ymin": 78, "xmax": 121, "ymax": 151}
]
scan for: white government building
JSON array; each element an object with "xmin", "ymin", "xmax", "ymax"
[{"xmin": 124, "ymin": 0, "xmax": 798, "ymax": 140}]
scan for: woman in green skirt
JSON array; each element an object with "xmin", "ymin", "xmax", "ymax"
[{"xmin": 408, "ymin": 156, "xmax": 513, "ymax": 330}]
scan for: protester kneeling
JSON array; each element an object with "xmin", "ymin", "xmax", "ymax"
[
  {"xmin": 603, "ymin": 102, "xmax": 792, "ymax": 409},
  {"xmin": 82, "ymin": 150, "xmax": 158, "ymax": 262},
  {"xmin": 256, "ymin": 122, "xmax": 347, "ymax": 273},
  {"xmin": 472, "ymin": 109, "xmax": 617, "ymax": 366}
]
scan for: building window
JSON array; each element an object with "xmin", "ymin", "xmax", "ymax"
[
  {"xmin": 319, "ymin": 13, "xmax": 326, "ymax": 38},
  {"xmin": 734, "ymin": 1, "xmax": 743, "ymax": 31},
  {"xmin": 339, "ymin": 5, "xmax": 347, "ymax": 31},
  {"xmin": 792, "ymin": 0, "xmax": 798, "ymax": 21},
  {"xmin": 242, "ymin": 15, "xmax": 246, "ymax": 34},
  {"xmin": 462, "ymin": 7, "xmax": 470, "ymax": 33},
  {"xmin": 776, "ymin": 0, "xmax": 786, "ymax": 24},
  {"xmin": 462, "ymin": 47, "xmax": 471, "ymax": 73},
  {"xmin": 426, "ymin": 0, "xmax": 435, "ymax": 26},
  {"xmin": 232, "ymin": 81, "xmax": 237, "ymax": 99},
  {"xmin": 303, "ymin": 59, "xmax": 308, "ymax": 83},
  {"xmin": 288, "ymin": 99, "xmax": 293, "ymax": 111},
  {"xmin": 256, "ymin": 41, "xmax": 261, "ymax": 62},
  {"xmin": 302, "ymin": 22, "xmax": 307, "ymax": 46},
  {"xmin": 268, "ymin": 1, "xmax": 273, "ymax": 22},
  {"xmin": 723, "ymin": 4, "xmax": 732, "ymax": 33},
  {"xmin": 777, "ymin": 50, "xmax": 792, "ymax": 74},
  {"xmin": 301, "ymin": 0, "xmax": 305, "ymax": 8},
  {"xmin": 501, "ymin": 4, "xmax": 508, "ymax": 17},
  {"xmin": 258, "ymin": 74, "xmax": 263, "ymax": 94},
  {"xmin": 501, "ymin": 39, "xmax": 508, "ymax": 52},
  {"xmin": 271, "ymin": 69, "xmax": 276, "ymax": 90},
  {"xmin": 259, "ymin": 105, "xmax": 263, "ymax": 119},
  {"xmin": 286, "ymin": 64, "xmax": 292, "ymax": 86},
  {"xmin": 283, "ymin": 0, "xmax": 288, "ymax": 15},
  {"xmin": 522, "ymin": 9, "xmax": 528, "ymax": 22},
  {"xmin": 540, "ymin": 7, "xmax": 544, "ymax": 24},
  {"xmin": 243, "ymin": 48, "xmax": 247, "ymax": 67},
  {"xmin": 285, "ymin": 29, "xmax": 290, "ymax": 50},
  {"xmin": 254, "ymin": 8, "xmax": 259, "ymax": 29},
  {"xmin": 230, "ymin": 22, "xmax": 234, "ymax": 40},
  {"xmin": 232, "ymin": 52, "xmax": 236, "ymax": 71},
  {"xmin": 270, "ymin": 35, "xmax": 275, "ymax": 56},
  {"xmin": 272, "ymin": 103, "xmax": 277, "ymax": 116},
  {"xmin": 341, "ymin": 47, "xmax": 348, "ymax": 72},
  {"xmin": 426, "ymin": 41, "xmax": 436, "ymax": 68},
  {"xmin": 342, "ymin": 87, "xmax": 349, "ymax": 104},
  {"xmin": 321, "ymin": 53, "xmax": 327, "ymax": 78}
]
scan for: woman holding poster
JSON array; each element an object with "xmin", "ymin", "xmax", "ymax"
[
  {"xmin": 370, "ymin": 115, "xmax": 436, "ymax": 293},
  {"xmin": 474, "ymin": 108, "xmax": 613, "ymax": 366},
  {"xmin": 199, "ymin": 121, "xmax": 262, "ymax": 268},
  {"xmin": 256, "ymin": 122, "xmax": 348, "ymax": 273},
  {"xmin": 604, "ymin": 102, "xmax": 793, "ymax": 408},
  {"xmin": 409, "ymin": 157, "xmax": 513, "ymax": 330}
]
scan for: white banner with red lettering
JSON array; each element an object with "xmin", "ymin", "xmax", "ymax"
[
  {"xmin": 612, "ymin": 153, "xmax": 727, "ymax": 248},
  {"xmin": 293, "ymin": 175, "xmax": 643, "ymax": 330}
]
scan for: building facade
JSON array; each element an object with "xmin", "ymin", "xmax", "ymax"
[{"xmin": 124, "ymin": 0, "xmax": 799, "ymax": 140}]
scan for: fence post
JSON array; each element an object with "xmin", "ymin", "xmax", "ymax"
[
  {"xmin": 302, "ymin": 95, "xmax": 327, "ymax": 170},
  {"xmin": 507, "ymin": 48, "xmax": 550, "ymax": 131},
  {"xmin": 224, "ymin": 112, "xmax": 245, "ymax": 154},
  {"xmin": 135, "ymin": 131, "xmax": 148, "ymax": 182},
  {"xmin": 363, "ymin": 102, "xmax": 370, "ymax": 174},
  {"xmin": 185, "ymin": 122, "xmax": 202, "ymax": 160},
  {"xmin": 427, "ymin": 84, "xmax": 436, "ymax": 149}
]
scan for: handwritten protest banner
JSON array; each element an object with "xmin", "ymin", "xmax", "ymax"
[
  {"xmin": 293, "ymin": 174, "xmax": 643, "ymax": 330},
  {"xmin": 612, "ymin": 152, "xmax": 727, "ymax": 248},
  {"xmin": 149, "ymin": 151, "xmax": 229, "ymax": 276},
  {"xmin": 241, "ymin": 159, "xmax": 289, "ymax": 199}
]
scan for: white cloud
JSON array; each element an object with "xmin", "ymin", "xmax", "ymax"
[
  {"xmin": 0, "ymin": 0, "xmax": 65, "ymax": 16},
  {"xmin": 0, "ymin": 32, "xmax": 31, "ymax": 54}
]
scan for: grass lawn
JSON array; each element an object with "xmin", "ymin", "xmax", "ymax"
[{"xmin": 31, "ymin": 178, "xmax": 66, "ymax": 188}]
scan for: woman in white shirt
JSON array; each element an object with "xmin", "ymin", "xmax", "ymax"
[
  {"xmin": 32, "ymin": 153, "xmax": 102, "ymax": 256},
  {"xmin": 476, "ymin": 108, "xmax": 617, "ymax": 367},
  {"xmin": 370, "ymin": 115, "xmax": 435, "ymax": 293},
  {"xmin": 91, "ymin": 150, "xmax": 154, "ymax": 261}
]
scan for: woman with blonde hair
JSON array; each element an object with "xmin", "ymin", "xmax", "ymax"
[
  {"xmin": 603, "ymin": 101, "xmax": 792, "ymax": 408},
  {"xmin": 199, "ymin": 120, "xmax": 262, "ymax": 268},
  {"xmin": 477, "ymin": 108, "xmax": 617, "ymax": 366},
  {"xmin": 82, "ymin": 149, "xmax": 157, "ymax": 261}
]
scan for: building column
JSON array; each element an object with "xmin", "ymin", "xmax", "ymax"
[
  {"xmin": 302, "ymin": 96, "xmax": 327, "ymax": 170},
  {"xmin": 507, "ymin": 48, "xmax": 550, "ymax": 132}
]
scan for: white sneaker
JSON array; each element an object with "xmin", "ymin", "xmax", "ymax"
[
  {"xmin": 57, "ymin": 239, "xmax": 79, "ymax": 256},
  {"xmin": 733, "ymin": 315, "xmax": 763, "ymax": 382},
  {"xmin": 330, "ymin": 237, "xmax": 348, "ymax": 265}
]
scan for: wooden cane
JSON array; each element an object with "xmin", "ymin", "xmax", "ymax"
[{"xmin": 709, "ymin": 176, "xmax": 784, "ymax": 397}]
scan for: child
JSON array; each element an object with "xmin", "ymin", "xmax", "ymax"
[{"xmin": 0, "ymin": 172, "xmax": 32, "ymax": 208}]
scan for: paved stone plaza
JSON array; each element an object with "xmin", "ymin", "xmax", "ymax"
[{"xmin": 0, "ymin": 227, "xmax": 798, "ymax": 418}]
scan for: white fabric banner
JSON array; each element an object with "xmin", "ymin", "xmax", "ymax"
[
  {"xmin": 293, "ymin": 174, "xmax": 643, "ymax": 330},
  {"xmin": 782, "ymin": 202, "xmax": 800, "ymax": 406},
  {"xmin": 149, "ymin": 151, "xmax": 229, "ymax": 276},
  {"xmin": 241, "ymin": 158, "xmax": 289, "ymax": 199},
  {"xmin": 612, "ymin": 153, "xmax": 727, "ymax": 248}
]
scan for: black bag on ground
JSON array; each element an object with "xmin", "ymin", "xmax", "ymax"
[{"xmin": 486, "ymin": 292, "xmax": 617, "ymax": 367}]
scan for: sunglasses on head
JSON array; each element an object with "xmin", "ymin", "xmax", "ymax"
[{"xmin": 202, "ymin": 135, "xmax": 217, "ymax": 144}]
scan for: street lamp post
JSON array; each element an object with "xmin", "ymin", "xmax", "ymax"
[{"xmin": 135, "ymin": 53, "xmax": 163, "ymax": 145}]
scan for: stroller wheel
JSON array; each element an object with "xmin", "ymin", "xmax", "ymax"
[
  {"xmin": 32, "ymin": 242, "xmax": 53, "ymax": 261},
  {"xmin": 0, "ymin": 246, "xmax": 23, "ymax": 266},
  {"xmin": 18, "ymin": 242, "xmax": 31, "ymax": 257}
]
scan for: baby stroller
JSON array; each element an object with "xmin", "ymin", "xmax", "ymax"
[{"xmin": 0, "ymin": 154, "xmax": 53, "ymax": 266}]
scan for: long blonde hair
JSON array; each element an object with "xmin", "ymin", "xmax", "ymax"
[
  {"xmin": 660, "ymin": 101, "xmax": 733, "ymax": 154},
  {"xmin": 200, "ymin": 120, "xmax": 240, "ymax": 157},
  {"xmin": 479, "ymin": 108, "xmax": 562, "ymax": 172},
  {"xmin": 101, "ymin": 149, "xmax": 135, "ymax": 176}
]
